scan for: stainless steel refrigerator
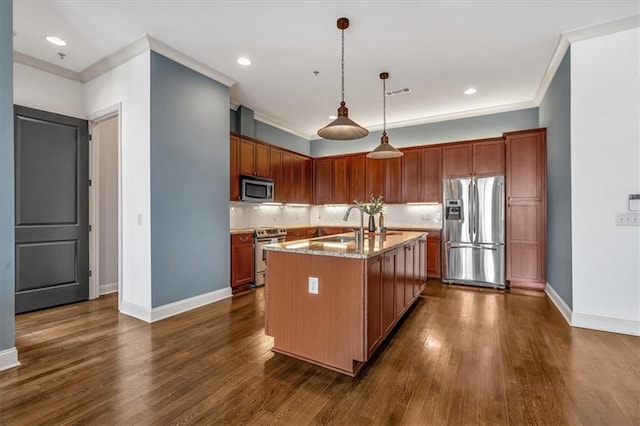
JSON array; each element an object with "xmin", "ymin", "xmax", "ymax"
[{"xmin": 442, "ymin": 176, "xmax": 506, "ymax": 288}]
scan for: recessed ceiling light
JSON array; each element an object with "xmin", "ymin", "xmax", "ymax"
[
  {"xmin": 46, "ymin": 36, "xmax": 66, "ymax": 46},
  {"xmin": 464, "ymin": 88, "xmax": 478, "ymax": 95},
  {"xmin": 237, "ymin": 57, "xmax": 251, "ymax": 66},
  {"xmin": 329, "ymin": 115, "xmax": 337, "ymax": 120}
]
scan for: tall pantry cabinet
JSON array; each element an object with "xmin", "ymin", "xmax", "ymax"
[{"xmin": 504, "ymin": 129, "xmax": 547, "ymax": 290}]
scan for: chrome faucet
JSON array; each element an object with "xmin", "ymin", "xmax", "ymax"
[{"xmin": 343, "ymin": 204, "xmax": 365, "ymax": 246}]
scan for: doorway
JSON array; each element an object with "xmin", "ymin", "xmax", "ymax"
[{"xmin": 89, "ymin": 108, "xmax": 121, "ymax": 307}]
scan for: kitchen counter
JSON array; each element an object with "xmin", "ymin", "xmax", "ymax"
[
  {"xmin": 263, "ymin": 231, "xmax": 427, "ymax": 259},
  {"xmin": 265, "ymin": 230, "xmax": 428, "ymax": 376}
]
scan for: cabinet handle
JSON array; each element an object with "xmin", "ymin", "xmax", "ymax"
[{"xmin": 239, "ymin": 236, "xmax": 250, "ymax": 242}]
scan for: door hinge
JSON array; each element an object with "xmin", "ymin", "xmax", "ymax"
[
  {"xmin": 89, "ymin": 225, "xmax": 92, "ymax": 232},
  {"xmin": 89, "ymin": 270, "xmax": 92, "ymax": 277},
  {"xmin": 89, "ymin": 179, "xmax": 92, "ymax": 186},
  {"xmin": 89, "ymin": 134, "xmax": 93, "ymax": 141}
]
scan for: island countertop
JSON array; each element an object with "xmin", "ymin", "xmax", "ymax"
[{"xmin": 263, "ymin": 231, "xmax": 427, "ymax": 259}]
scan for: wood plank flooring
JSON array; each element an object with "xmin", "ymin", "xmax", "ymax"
[{"xmin": 1, "ymin": 281, "xmax": 638, "ymax": 425}]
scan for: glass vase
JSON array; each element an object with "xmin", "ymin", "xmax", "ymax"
[{"xmin": 368, "ymin": 215, "xmax": 376, "ymax": 232}]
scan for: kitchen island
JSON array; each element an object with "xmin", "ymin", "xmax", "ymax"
[{"xmin": 264, "ymin": 231, "xmax": 427, "ymax": 376}]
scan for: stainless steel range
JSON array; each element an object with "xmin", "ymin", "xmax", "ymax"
[{"xmin": 254, "ymin": 228, "xmax": 287, "ymax": 286}]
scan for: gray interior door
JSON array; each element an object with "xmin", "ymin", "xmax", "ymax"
[{"xmin": 14, "ymin": 105, "xmax": 89, "ymax": 313}]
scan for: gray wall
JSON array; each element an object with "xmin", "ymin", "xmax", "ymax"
[
  {"xmin": 311, "ymin": 108, "xmax": 539, "ymax": 157},
  {"xmin": 255, "ymin": 121, "xmax": 310, "ymax": 156},
  {"xmin": 0, "ymin": 0, "xmax": 15, "ymax": 351},
  {"xmin": 230, "ymin": 107, "xmax": 311, "ymax": 156},
  {"xmin": 150, "ymin": 51, "xmax": 230, "ymax": 308},
  {"xmin": 97, "ymin": 116, "xmax": 118, "ymax": 289},
  {"xmin": 539, "ymin": 49, "xmax": 573, "ymax": 308}
]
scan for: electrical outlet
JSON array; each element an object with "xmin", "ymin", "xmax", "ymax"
[
  {"xmin": 308, "ymin": 277, "xmax": 319, "ymax": 294},
  {"xmin": 616, "ymin": 213, "xmax": 640, "ymax": 226}
]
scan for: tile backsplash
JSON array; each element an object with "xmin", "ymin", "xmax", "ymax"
[{"xmin": 230, "ymin": 202, "xmax": 442, "ymax": 229}]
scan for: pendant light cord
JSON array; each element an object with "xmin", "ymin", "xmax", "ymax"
[
  {"xmin": 341, "ymin": 28, "xmax": 345, "ymax": 103},
  {"xmin": 382, "ymin": 77, "xmax": 386, "ymax": 133}
]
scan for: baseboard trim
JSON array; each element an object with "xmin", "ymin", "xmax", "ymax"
[
  {"xmin": 119, "ymin": 300, "xmax": 152, "ymax": 323},
  {"xmin": 572, "ymin": 313, "xmax": 640, "ymax": 337},
  {"xmin": 100, "ymin": 282, "xmax": 118, "ymax": 295},
  {"xmin": 0, "ymin": 347, "xmax": 20, "ymax": 372},
  {"xmin": 119, "ymin": 287, "xmax": 233, "ymax": 323},
  {"xmin": 151, "ymin": 287, "xmax": 232, "ymax": 323},
  {"xmin": 544, "ymin": 283, "xmax": 572, "ymax": 325}
]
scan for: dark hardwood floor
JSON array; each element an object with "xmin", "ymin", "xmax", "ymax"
[{"xmin": 1, "ymin": 281, "xmax": 638, "ymax": 425}]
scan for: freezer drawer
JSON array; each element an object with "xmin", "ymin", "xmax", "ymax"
[{"xmin": 443, "ymin": 242, "xmax": 505, "ymax": 288}]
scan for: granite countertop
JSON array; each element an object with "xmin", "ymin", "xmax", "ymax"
[
  {"xmin": 263, "ymin": 231, "xmax": 427, "ymax": 259},
  {"xmin": 230, "ymin": 224, "xmax": 442, "ymax": 234},
  {"xmin": 230, "ymin": 228, "xmax": 256, "ymax": 235}
]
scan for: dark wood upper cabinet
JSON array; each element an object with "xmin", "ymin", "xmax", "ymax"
[
  {"xmin": 402, "ymin": 149, "xmax": 422, "ymax": 203},
  {"xmin": 281, "ymin": 151, "xmax": 293, "ymax": 203},
  {"xmin": 442, "ymin": 144, "xmax": 472, "ymax": 178},
  {"xmin": 384, "ymin": 157, "xmax": 402, "ymax": 204},
  {"xmin": 365, "ymin": 157, "xmax": 384, "ymax": 201},
  {"xmin": 332, "ymin": 156, "xmax": 350, "ymax": 204},
  {"xmin": 422, "ymin": 147, "xmax": 442, "ymax": 203},
  {"xmin": 270, "ymin": 147, "xmax": 283, "ymax": 202},
  {"xmin": 443, "ymin": 138, "xmax": 504, "ymax": 178},
  {"xmin": 230, "ymin": 135, "xmax": 240, "ymax": 201},
  {"xmin": 348, "ymin": 154, "xmax": 367, "ymax": 203},
  {"xmin": 314, "ymin": 157, "xmax": 333, "ymax": 205},
  {"xmin": 506, "ymin": 131, "xmax": 545, "ymax": 202},
  {"xmin": 239, "ymin": 137, "xmax": 271, "ymax": 178},
  {"xmin": 473, "ymin": 139, "xmax": 505, "ymax": 176}
]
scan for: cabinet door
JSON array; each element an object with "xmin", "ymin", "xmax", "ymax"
[
  {"xmin": 230, "ymin": 135, "xmax": 240, "ymax": 201},
  {"xmin": 270, "ymin": 148, "xmax": 284, "ymax": 202},
  {"xmin": 422, "ymin": 147, "xmax": 442, "ymax": 202},
  {"xmin": 473, "ymin": 139, "xmax": 505, "ymax": 176},
  {"xmin": 443, "ymin": 143, "xmax": 472, "ymax": 178},
  {"xmin": 349, "ymin": 154, "xmax": 367, "ymax": 203},
  {"xmin": 395, "ymin": 245, "xmax": 406, "ymax": 316},
  {"xmin": 231, "ymin": 234, "xmax": 254, "ymax": 291},
  {"xmin": 382, "ymin": 249, "xmax": 397, "ymax": 334},
  {"xmin": 281, "ymin": 152, "xmax": 293, "ymax": 203},
  {"xmin": 417, "ymin": 238, "xmax": 427, "ymax": 285},
  {"xmin": 365, "ymin": 157, "xmax": 384, "ymax": 201},
  {"xmin": 314, "ymin": 158, "xmax": 333, "ymax": 204},
  {"xmin": 404, "ymin": 243, "xmax": 415, "ymax": 306},
  {"xmin": 367, "ymin": 255, "xmax": 383, "ymax": 356},
  {"xmin": 427, "ymin": 236, "xmax": 441, "ymax": 279},
  {"xmin": 333, "ymin": 156, "xmax": 350, "ymax": 204},
  {"xmin": 506, "ymin": 131, "xmax": 545, "ymax": 201},
  {"xmin": 402, "ymin": 148, "xmax": 422, "ymax": 203},
  {"xmin": 302, "ymin": 157, "xmax": 313, "ymax": 204},
  {"xmin": 255, "ymin": 143, "xmax": 271, "ymax": 178},
  {"xmin": 239, "ymin": 138, "xmax": 256, "ymax": 176},
  {"xmin": 384, "ymin": 157, "xmax": 403, "ymax": 204},
  {"xmin": 507, "ymin": 202, "xmax": 544, "ymax": 283}
]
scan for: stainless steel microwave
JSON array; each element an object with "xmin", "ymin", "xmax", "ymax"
[{"xmin": 240, "ymin": 175, "xmax": 274, "ymax": 202}]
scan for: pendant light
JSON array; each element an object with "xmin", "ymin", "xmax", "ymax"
[
  {"xmin": 367, "ymin": 72, "xmax": 403, "ymax": 159},
  {"xmin": 317, "ymin": 17, "xmax": 369, "ymax": 140}
]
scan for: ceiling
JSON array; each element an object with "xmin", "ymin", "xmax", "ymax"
[{"xmin": 12, "ymin": 1, "xmax": 640, "ymax": 140}]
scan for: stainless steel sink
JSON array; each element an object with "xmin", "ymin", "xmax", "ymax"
[{"xmin": 314, "ymin": 235, "xmax": 356, "ymax": 244}]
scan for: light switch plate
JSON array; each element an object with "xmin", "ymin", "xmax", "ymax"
[
  {"xmin": 616, "ymin": 213, "xmax": 640, "ymax": 226},
  {"xmin": 308, "ymin": 277, "xmax": 319, "ymax": 294}
]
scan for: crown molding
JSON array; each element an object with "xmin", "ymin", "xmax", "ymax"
[
  {"xmin": 534, "ymin": 14, "xmax": 640, "ymax": 105},
  {"xmin": 253, "ymin": 111, "xmax": 312, "ymax": 141},
  {"xmin": 81, "ymin": 35, "xmax": 150, "ymax": 82},
  {"xmin": 13, "ymin": 51, "xmax": 83, "ymax": 82},
  {"xmin": 146, "ymin": 35, "xmax": 236, "ymax": 88}
]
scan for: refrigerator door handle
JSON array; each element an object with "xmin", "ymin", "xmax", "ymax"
[
  {"xmin": 445, "ymin": 242, "xmax": 499, "ymax": 250},
  {"xmin": 474, "ymin": 179, "xmax": 479, "ymax": 240},
  {"xmin": 468, "ymin": 180, "xmax": 473, "ymax": 239}
]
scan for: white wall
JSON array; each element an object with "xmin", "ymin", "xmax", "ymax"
[
  {"xmin": 571, "ymin": 28, "xmax": 640, "ymax": 335},
  {"xmin": 13, "ymin": 62, "xmax": 85, "ymax": 118},
  {"xmin": 96, "ymin": 116, "xmax": 119, "ymax": 294},
  {"xmin": 84, "ymin": 52, "xmax": 151, "ymax": 311}
]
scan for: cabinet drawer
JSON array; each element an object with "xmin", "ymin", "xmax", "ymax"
[{"xmin": 231, "ymin": 233, "xmax": 254, "ymax": 244}]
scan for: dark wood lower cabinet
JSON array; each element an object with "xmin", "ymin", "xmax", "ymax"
[
  {"xmin": 427, "ymin": 234, "xmax": 441, "ymax": 279},
  {"xmin": 231, "ymin": 233, "xmax": 254, "ymax": 293}
]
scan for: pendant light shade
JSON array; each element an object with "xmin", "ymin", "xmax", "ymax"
[
  {"xmin": 367, "ymin": 72, "xmax": 403, "ymax": 159},
  {"xmin": 317, "ymin": 17, "xmax": 369, "ymax": 141}
]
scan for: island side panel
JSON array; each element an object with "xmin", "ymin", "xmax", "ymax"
[{"xmin": 265, "ymin": 251, "xmax": 365, "ymax": 375}]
